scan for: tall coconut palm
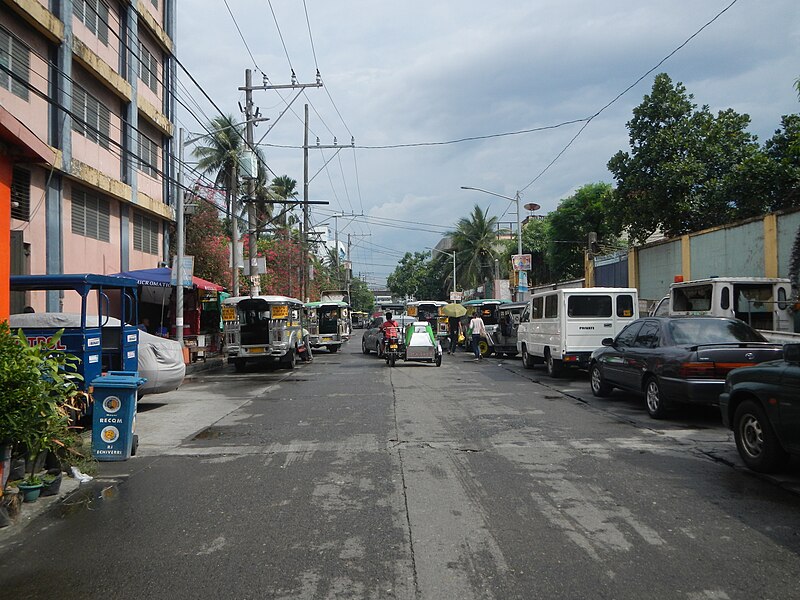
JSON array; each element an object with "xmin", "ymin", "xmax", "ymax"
[
  {"xmin": 270, "ymin": 175, "xmax": 299, "ymax": 228},
  {"xmin": 192, "ymin": 115, "xmax": 244, "ymax": 228},
  {"xmin": 449, "ymin": 204, "xmax": 502, "ymax": 294}
]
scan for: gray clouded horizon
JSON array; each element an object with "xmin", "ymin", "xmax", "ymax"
[{"xmin": 178, "ymin": 0, "xmax": 800, "ymax": 287}]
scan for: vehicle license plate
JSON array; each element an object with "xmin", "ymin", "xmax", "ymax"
[{"xmin": 248, "ymin": 347, "xmax": 265, "ymax": 354}]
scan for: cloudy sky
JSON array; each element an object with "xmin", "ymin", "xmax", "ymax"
[{"xmin": 177, "ymin": 0, "xmax": 800, "ymax": 288}]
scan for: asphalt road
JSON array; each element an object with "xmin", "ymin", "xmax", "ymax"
[{"xmin": 1, "ymin": 332, "xmax": 799, "ymax": 600}]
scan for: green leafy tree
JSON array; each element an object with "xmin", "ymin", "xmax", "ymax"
[
  {"xmin": 387, "ymin": 252, "xmax": 433, "ymax": 299},
  {"xmin": 608, "ymin": 73, "xmax": 760, "ymax": 243},
  {"xmin": 349, "ymin": 278, "xmax": 375, "ymax": 313},
  {"xmin": 449, "ymin": 205, "xmax": 501, "ymax": 293},
  {"xmin": 547, "ymin": 183, "xmax": 617, "ymax": 281},
  {"xmin": 181, "ymin": 198, "xmax": 230, "ymax": 287}
]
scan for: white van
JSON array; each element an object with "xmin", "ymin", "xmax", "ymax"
[{"xmin": 517, "ymin": 288, "xmax": 639, "ymax": 377}]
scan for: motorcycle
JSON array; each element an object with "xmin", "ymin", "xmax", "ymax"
[{"xmin": 383, "ymin": 328, "xmax": 401, "ymax": 367}]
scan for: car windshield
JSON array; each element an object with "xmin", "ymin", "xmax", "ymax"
[{"xmin": 667, "ymin": 319, "xmax": 767, "ymax": 345}]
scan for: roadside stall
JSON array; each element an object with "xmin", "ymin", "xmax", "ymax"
[{"xmin": 111, "ymin": 268, "xmax": 225, "ymax": 361}]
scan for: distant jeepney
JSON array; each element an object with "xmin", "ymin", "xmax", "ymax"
[
  {"xmin": 305, "ymin": 300, "xmax": 350, "ymax": 353},
  {"xmin": 222, "ymin": 295, "xmax": 304, "ymax": 371},
  {"xmin": 406, "ymin": 300, "xmax": 448, "ymax": 341}
]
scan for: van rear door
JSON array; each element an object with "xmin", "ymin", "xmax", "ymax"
[{"xmin": 563, "ymin": 294, "xmax": 616, "ymax": 354}]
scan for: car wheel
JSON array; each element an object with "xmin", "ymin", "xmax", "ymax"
[
  {"xmin": 362, "ymin": 337, "xmax": 370, "ymax": 354},
  {"xmin": 733, "ymin": 399, "xmax": 789, "ymax": 473},
  {"xmin": 285, "ymin": 349, "xmax": 296, "ymax": 369},
  {"xmin": 545, "ymin": 351, "xmax": 561, "ymax": 378},
  {"xmin": 478, "ymin": 340, "xmax": 491, "ymax": 358},
  {"xmin": 377, "ymin": 341, "xmax": 384, "ymax": 357},
  {"xmin": 645, "ymin": 377, "xmax": 668, "ymax": 419},
  {"xmin": 435, "ymin": 353, "xmax": 442, "ymax": 367},
  {"xmin": 590, "ymin": 363, "xmax": 612, "ymax": 397},
  {"xmin": 522, "ymin": 346, "xmax": 535, "ymax": 369}
]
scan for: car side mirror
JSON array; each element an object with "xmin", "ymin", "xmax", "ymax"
[
  {"xmin": 784, "ymin": 343, "xmax": 800, "ymax": 364},
  {"xmin": 602, "ymin": 337, "xmax": 614, "ymax": 347}
]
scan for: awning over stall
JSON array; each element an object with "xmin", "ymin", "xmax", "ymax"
[{"xmin": 112, "ymin": 268, "xmax": 224, "ymax": 291}]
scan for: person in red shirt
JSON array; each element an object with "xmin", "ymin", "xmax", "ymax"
[{"xmin": 379, "ymin": 312, "xmax": 400, "ymax": 353}]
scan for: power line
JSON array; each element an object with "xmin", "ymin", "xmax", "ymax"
[
  {"xmin": 223, "ymin": 0, "xmax": 260, "ymax": 71},
  {"xmin": 519, "ymin": 0, "xmax": 740, "ymax": 193}
]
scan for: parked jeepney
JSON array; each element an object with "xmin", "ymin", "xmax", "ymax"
[
  {"xmin": 486, "ymin": 302, "xmax": 526, "ymax": 357},
  {"xmin": 222, "ymin": 295, "xmax": 304, "ymax": 371},
  {"xmin": 304, "ymin": 300, "xmax": 350, "ymax": 353},
  {"xmin": 406, "ymin": 300, "xmax": 449, "ymax": 342},
  {"xmin": 461, "ymin": 298, "xmax": 511, "ymax": 357}
]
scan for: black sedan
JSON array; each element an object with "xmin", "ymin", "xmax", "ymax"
[
  {"xmin": 719, "ymin": 343, "xmax": 800, "ymax": 473},
  {"xmin": 589, "ymin": 317, "xmax": 783, "ymax": 419}
]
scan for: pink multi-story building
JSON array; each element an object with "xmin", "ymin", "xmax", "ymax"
[{"xmin": 1, "ymin": 0, "xmax": 176, "ymax": 314}]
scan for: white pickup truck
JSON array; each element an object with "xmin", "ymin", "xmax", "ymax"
[{"xmin": 651, "ymin": 277, "xmax": 799, "ymax": 342}]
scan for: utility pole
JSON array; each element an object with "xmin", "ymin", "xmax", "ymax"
[
  {"xmin": 302, "ymin": 107, "xmax": 352, "ymax": 300},
  {"xmin": 231, "ymin": 161, "xmax": 240, "ymax": 297},
  {"xmin": 243, "ymin": 69, "xmax": 260, "ymax": 296},
  {"xmin": 302, "ymin": 104, "xmax": 309, "ymax": 301},
  {"xmin": 175, "ymin": 128, "xmax": 186, "ymax": 347},
  {"xmin": 239, "ymin": 74, "xmax": 321, "ymax": 299}
]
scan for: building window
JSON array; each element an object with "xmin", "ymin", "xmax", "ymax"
[
  {"xmin": 73, "ymin": 0, "xmax": 109, "ymax": 45},
  {"xmin": 71, "ymin": 188, "xmax": 110, "ymax": 242},
  {"xmin": 133, "ymin": 212, "xmax": 159, "ymax": 255},
  {"xmin": 72, "ymin": 85, "xmax": 111, "ymax": 149},
  {"xmin": 138, "ymin": 133, "xmax": 158, "ymax": 177},
  {"xmin": 0, "ymin": 27, "xmax": 30, "ymax": 100},
  {"xmin": 139, "ymin": 43, "xmax": 158, "ymax": 93},
  {"xmin": 10, "ymin": 167, "xmax": 31, "ymax": 221}
]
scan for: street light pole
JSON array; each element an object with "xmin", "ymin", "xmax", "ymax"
[
  {"xmin": 460, "ymin": 186, "xmax": 524, "ymax": 299},
  {"xmin": 175, "ymin": 128, "xmax": 186, "ymax": 347},
  {"xmin": 429, "ymin": 247, "xmax": 456, "ymax": 297}
]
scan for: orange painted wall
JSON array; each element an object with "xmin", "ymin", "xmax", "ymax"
[{"xmin": 0, "ymin": 156, "xmax": 11, "ymax": 321}]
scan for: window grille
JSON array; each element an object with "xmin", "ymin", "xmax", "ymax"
[
  {"xmin": 71, "ymin": 188, "xmax": 110, "ymax": 242},
  {"xmin": 0, "ymin": 27, "xmax": 30, "ymax": 100},
  {"xmin": 138, "ymin": 133, "xmax": 158, "ymax": 177},
  {"xmin": 10, "ymin": 167, "xmax": 30, "ymax": 221},
  {"xmin": 73, "ymin": 0, "xmax": 109, "ymax": 45},
  {"xmin": 139, "ymin": 43, "xmax": 158, "ymax": 93},
  {"xmin": 133, "ymin": 212, "xmax": 159, "ymax": 255},
  {"xmin": 72, "ymin": 84, "xmax": 111, "ymax": 148}
]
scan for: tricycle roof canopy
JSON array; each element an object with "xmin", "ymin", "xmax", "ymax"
[{"xmin": 11, "ymin": 273, "xmax": 140, "ymax": 292}]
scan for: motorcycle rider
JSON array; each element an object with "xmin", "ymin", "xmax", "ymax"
[{"xmin": 379, "ymin": 311, "xmax": 400, "ymax": 355}]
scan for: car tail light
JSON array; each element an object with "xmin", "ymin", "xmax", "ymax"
[
  {"xmin": 679, "ymin": 362, "xmax": 716, "ymax": 378},
  {"xmin": 563, "ymin": 355, "xmax": 579, "ymax": 363},
  {"xmin": 713, "ymin": 362, "xmax": 757, "ymax": 377}
]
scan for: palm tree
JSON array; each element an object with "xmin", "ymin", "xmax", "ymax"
[
  {"xmin": 192, "ymin": 115, "xmax": 246, "ymax": 235},
  {"xmin": 449, "ymin": 204, "xmax": 502, "ymax": 294},
  {"xmin": 270, "ymin": 175, "xmax": 299, "ymax": 229}
]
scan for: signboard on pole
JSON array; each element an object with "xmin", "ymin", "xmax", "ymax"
[
  {"xmin": 449, "ymin": 291, "xmax": 463, "ymax": 301},
  {"xmin": 517, "ymin": 271, "xmax": 529, "ymax": 293},
  {"xmin": 170, "ymin": 256, "xmax": 194, "ymax": 287},
  {"xmin": 511, "ymin": 254, "xmax": 532, "ymax": 271}
]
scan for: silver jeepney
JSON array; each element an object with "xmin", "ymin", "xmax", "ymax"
[{"xmin": 222, "ymin": 295, "xmax": 304, "ymax": 371}]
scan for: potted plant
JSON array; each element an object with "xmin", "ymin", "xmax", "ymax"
[
  {"xmin": 40, "ymin": 468, "xmax": 63, "ymax": 497},
  {"xmin": 16, "ymin": 474, "xmax": 44, "ymax": 503},
  {"xmin": 0, "ymin": 324, "xmax": 83, "ymax": 498}
]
